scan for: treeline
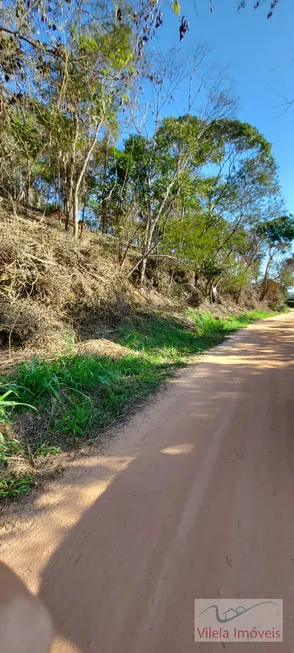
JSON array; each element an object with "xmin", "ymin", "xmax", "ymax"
[{"xmin": 0, "ymin": 0, "xmax": 293, "ymax": 301}]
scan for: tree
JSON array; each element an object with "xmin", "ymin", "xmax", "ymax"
[
  {"xmin": 277, "ymin": 256, "xmax": 294, "ymax": 294},
  {"xmin": 160, "ymin": 118, "xmax": 278, "ymax": 299},
  {"xmin": 256, "ymin": 215, "xmax": 294, "ymax": 297},
  {"xmin": 0, "ymin": 0, "xmax": 288, "ymax": 302},
  {"xmin": 118, "ymin": 111, "xmax": 228, "ymax": 288},
  {"xmin": 0, "ymin": 0, "xmax": 158, "ymax": 234}
]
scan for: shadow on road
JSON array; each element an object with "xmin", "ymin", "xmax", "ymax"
[{"xmin": 8, "ymin": 317, "xmax": 294, "ymax": 652}]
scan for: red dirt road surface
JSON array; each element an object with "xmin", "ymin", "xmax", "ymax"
[{"xmin": 1, "ymin": 313, "xmax": 294, "ymax": 651}]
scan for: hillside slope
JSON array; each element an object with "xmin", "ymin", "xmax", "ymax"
[
  {"xmin": 0, "ymin": 211, "xmax": 279, "ymax": 500},
  {"xmin": 0, "ymin": 211, "xmax": 271, "ymax": 365}
]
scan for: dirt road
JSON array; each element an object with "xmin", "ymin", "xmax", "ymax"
[{"xmin": 1, "ymin": 313, "xmax": 294, "ymax": 651}]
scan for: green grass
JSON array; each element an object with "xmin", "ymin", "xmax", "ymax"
[
  {"xmin": 0, "ymin": 474, "xmax": 36, "ymax": 497},
  {"xmin": 0, "ymin": 433, "xmax": 22, "ymax": 465},
  {"xmin": 0, "ymin": 308, "xmax": 275, "ymax": 497},
  {"xmin": 10, "ymin": 354, "xmax": 169, "ymax": 442},
  {"xmin": 114, "ymin": 309, "xmax": 274, "ymax": 360}
]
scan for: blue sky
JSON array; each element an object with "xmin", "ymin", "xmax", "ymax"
[{"xmin": 142, "ymin": 0, "xmax": 293, "ymax": 213}]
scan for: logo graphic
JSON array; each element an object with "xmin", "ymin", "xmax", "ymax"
[
  {"xmin": 195, "ymin": 599, "xmax": 283, "ymax": 642},
  {"xmin": 199, "ymin": 601, "xmax": 279, "ymax": 624}
]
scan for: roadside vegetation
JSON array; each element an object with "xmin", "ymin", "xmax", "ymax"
[
  {"xmin": 0, "ymin": 0, "xmax": 293, "ymax": 501},
  {"xmin": 0, "ymin": 309, "xmax": 277, "ymax": 498}
]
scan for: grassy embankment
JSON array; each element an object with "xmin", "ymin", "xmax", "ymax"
[{"xmin": 0, "ymin": 309, "xmax": 275, "ymax": 498}]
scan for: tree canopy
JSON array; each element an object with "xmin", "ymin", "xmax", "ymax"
[{"xmin": 0, "ymin": 0, "xmax": 291, "ymax": 302}]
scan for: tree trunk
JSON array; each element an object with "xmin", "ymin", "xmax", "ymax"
[
  {"xmin": 73, "ymin": 121, "xmax": 102, "ymax": 240},
  {"xmin": 80, "ymin": 203, "xmax": 86, "ymax": 238},
  {"xmin": 65, "ymin": 197, "xmax": 71, "ymax": 232},
  {"xmin": 139, "ymin": 218, "xmax": 153, "ymax": 290},
  {"xmin": 236, "ymin": 287, "xmax": 242, "ymax": 304},
  {"xmin": 205, "ymin": 278, "xmax": 210, "ymax": 298},
  {"xmin": 73, "ymin": 189, "xmax": 79, "ymax": 238},
  {"xmin": 139, "ymin": 256, "xmax": 148, "ymax": 291},
  {"xmin": 260, "ymin": 250, "xmax": 275, "ymax": 300},
  {"xmin": 25, "ymin": 166, "xmax": 30, "ymax": 217},
  {"xmin": 64, "ymin": 155, "xmax": 73, "ymax": 232},
  {"xmin": 120, "ymin": 226, "xmax": 140, "ymax": 271},
  {"xmin": 101, "ymin": 145, "xmax": 108, "ymax": 234},
  {"xmin": 10, "ymin": 196, "xmax": 19, "ymax": 218},
  {"xmin": 101, "ymin": 197, "xmax": 107, "ymax": 234}
]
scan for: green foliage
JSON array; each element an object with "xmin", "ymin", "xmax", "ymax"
[
  {"xmin": 256, "ymin": 215, "xmax": 294, "ymax": 245},
  {"xmin": 3, "ymin": 309, "xmax": 274, "ymax": 446},
  {"xmin": 0, "ymin": 0, "xmax": 287, "ymax": 503},
  {"xmin": 0, "ymin": 475, "xmax": 36, "ymax": 498},
  {"xmin": 0, "ymin": 388, "xmax": 36, "ymax": 418},
  {"xmin": 210, "ymin": 119, "xmax": 273, "ymax": 159},
  {"xmin": 10, "ymin": 354, "xmax": 122, "ymax": 410},
  {"xmin": 0, "ymin": 434, "xmax": 22, "ymax": 465},
  {"xmin": 0, "ymin": 0, "xmax": 288, "ymax": 291},
  {"xmin": 186, "ymin": 309, "xmax": 274, "ymax": 331},
  {"xmin": 278, "ymin": 256, "xmax": 294, "ymax": 293},
  {"xmin": 33, "ymin": 442, "xmax": 61, "ymax": 457},
  {"xmin": 0, "ymin": 308, "xmax": 275, "ymax": 498}
]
